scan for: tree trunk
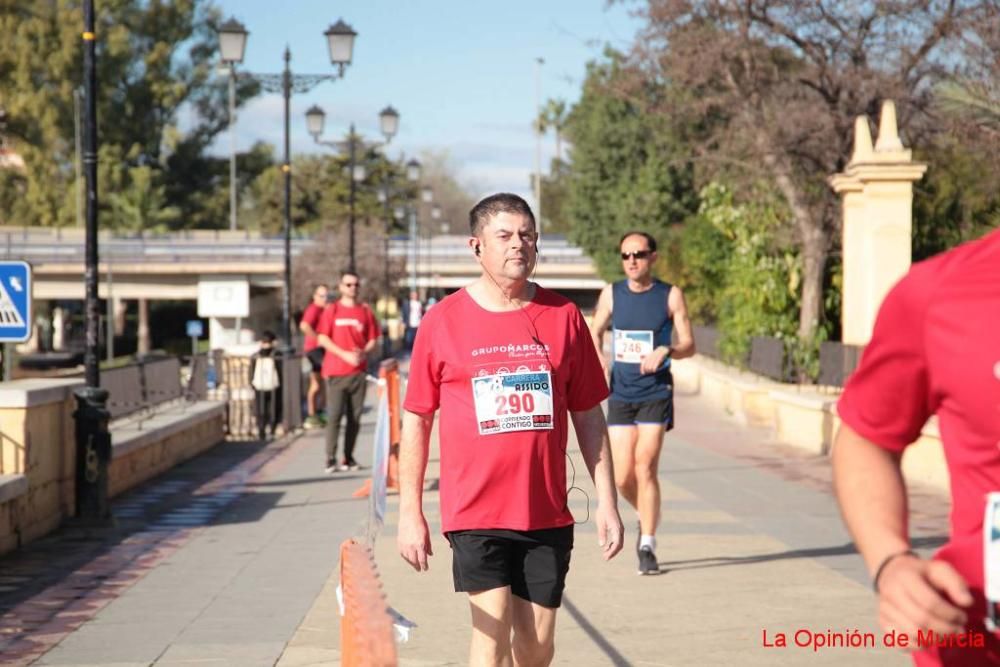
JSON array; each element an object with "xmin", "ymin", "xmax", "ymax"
[
  {"xmin": 754, "ymin": 128, "xmax": 827, "ymax": 342},
  {"xmin": 797, "ymin": 225, "xmax": 826, "ymax": 341}
]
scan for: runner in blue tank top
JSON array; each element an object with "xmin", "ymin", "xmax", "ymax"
[{"xmin": 590, "ymin": 231, "xmax": 696, "ymax": 574}]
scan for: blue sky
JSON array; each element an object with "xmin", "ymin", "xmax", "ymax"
[{"xmin": 205, "ymin": 0, "xmax": 642, "ymax": 203}]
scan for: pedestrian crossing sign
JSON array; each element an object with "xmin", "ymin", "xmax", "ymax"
[{"xmin": 0, "ymin": 261, "xmax": 31, "ymax": 342}]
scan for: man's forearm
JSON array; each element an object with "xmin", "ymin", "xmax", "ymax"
[
  {"xmin": 570, "ymin": 406, "xmax": 617, "ymax": 504},
  {"xmin": 832, "ymin": 424, "xmax": 910, "ymax": 574},
  {"xmin": 399, "ymin": 410, "xmax": 433, "ymax": 515},
  {"xmin": 317, "ymin": 334, "xmax": 337, "ymax": 353},
  {"xmin": 590, "ymin": 329, "xmax": 604, "ymax": 356},
  {"xmin": 669, "ymin": 338, "xmax": 695, "ymax": 360}
]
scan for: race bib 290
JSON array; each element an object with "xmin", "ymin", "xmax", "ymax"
[{"xmin": 472, "ymin": 371, "xmax": 554, "ymax": 435}]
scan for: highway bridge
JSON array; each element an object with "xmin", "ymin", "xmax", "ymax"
[{"xmin": 1, "ymin": 227, "xmax": 604, "ymax": 351}]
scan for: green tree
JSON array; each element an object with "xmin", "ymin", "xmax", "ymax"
[
  {"xmin": 623, "ymin": 0, "xmax": 1000, "ymax": 343},
  {"xmin": 696, "ymin": 184, "xmax": 801, "ymax": 365},
  {"xmin": 0, "ymin": 0, "xmax": 253, "ymax": 228},
  {"xmin": 563, "ymin": 49, "xmax": 698, "ymax": 279},
  {"xmin": 912, "ymin": 139, "xmax": 1000, "ymax": 261},
  {"xmin": 107, "ymin": 164, "xmax": 180, "ymax": 232},
  {"xmin": 537, "ymin": 99, "xmax": 568, "ymax": 164},
  {"xmin": 538, "ymin": 158, "xmax": 571, "ymax": 235},
  {"xmin": 244, "ymin": 134, "xmax": 425, "ymax": 237}
]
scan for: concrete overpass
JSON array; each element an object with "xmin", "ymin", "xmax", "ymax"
[
  {"xmin": 2, "ymin": 227, "xmax": 602, "ymax": 296},
  {"xmin": 1, "ymin": 227, "xmax": 603, "ymax": 351}
]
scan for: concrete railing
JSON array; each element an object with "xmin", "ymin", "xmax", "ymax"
[
  {"xmin": 672, "ymin": 354, "xmax": 948, "ymax": 493},
  {"xmin": 0, "ymin": 377, "xmax": 225, "ymax": 556}
]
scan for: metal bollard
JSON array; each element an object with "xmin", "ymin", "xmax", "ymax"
[{"xmin": 73, "ymin": 386, "xmax": 112, "ymax": 521}]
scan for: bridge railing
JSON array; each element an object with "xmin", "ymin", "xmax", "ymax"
[
  {"xmin": 3, "ymin": 231, "xmax": 595, "ymax": 266},
  {"xmin": 67, "ymin": 355, "xmax": 190, "ymax": 422}
]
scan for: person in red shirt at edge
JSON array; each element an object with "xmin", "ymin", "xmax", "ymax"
[
  {"xmin": 397, "ymin": 192, "xmax": 624, "ymax": 667},
  {"xmin": 299, "ymin": 283, "xmax": 329, "ymax": 429},
  {"xmin": 833, "ymin": 227, "xmax": 1000, "ymax": 666},
  {"xmin": 315, "ymin": 270, "xmax": 379, "ymax": 473}
]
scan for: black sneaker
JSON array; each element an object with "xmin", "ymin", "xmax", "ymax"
[{"xmin": 638, "ymin": 546, "xmax": 660, "ymax": 575}]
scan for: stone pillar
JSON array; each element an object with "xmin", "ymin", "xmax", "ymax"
[
  {"xmin": 828, "ymin": 100, "xmax": 927, "ymax": 346},
  {"xmin": 113, "ymin": 298, "xmax": 127, "ymax": 336},
  {"xmin": 52, "ymin": 307, "xmax": 67, "ymax": 351},
  {"xmin": 137, "ymin": 298, "xmax": 150, "ymax": 355}
]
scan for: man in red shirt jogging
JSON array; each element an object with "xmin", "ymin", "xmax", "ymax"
[
  {"xmin": 315, "ymin": 270, "xmax": 379, "ymax": 473},
  {"xmin": 833, "ymin": 228, "xmax": 1000, "ymax": 666},
  {"xmin": 397, "ymin": 193, "xmax": 623, "ymax": 666},
  {"xmin": 299, "ymin": 283, "xmax": 329, "ymax": 429}
]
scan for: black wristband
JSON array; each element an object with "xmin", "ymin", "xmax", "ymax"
[{"xmin": 872, "ymin": 549, "xmax": 917, "ymax": 593}]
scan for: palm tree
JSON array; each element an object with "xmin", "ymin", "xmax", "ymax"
[
  {"xmin": 936, "ymin": 80, "xmax": 1000, "ymax": 137},
  {"xmin": 536, "ymin": 99, "xmax": 568, "ymax": 162},
  {"xmin": 108, "ymin": 165, "xmax": 180, "ymax": 233}
]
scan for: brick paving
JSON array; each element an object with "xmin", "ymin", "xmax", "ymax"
[{"xmin": 0, "ymin": 435, "xmax": 313, "ymax": 666}]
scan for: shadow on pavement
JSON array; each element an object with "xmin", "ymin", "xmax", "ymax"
[
  {"xmin": 0, "ymin": 437, "xmax": 283, "ymax": 618},
  {"xmin": 658, "ymin": 535, "xmax": 947, "ymax": 571},
  {"xmin": 562, "ymin": 596, "xmax": 631, "ymax": 666}
]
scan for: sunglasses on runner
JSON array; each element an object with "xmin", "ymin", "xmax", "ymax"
[{"xmin": 621, "ymin": 250, "xmax": 651, "ymax": 261}]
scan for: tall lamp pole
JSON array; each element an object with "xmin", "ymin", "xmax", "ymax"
[
  {"xmin": 405, "ymin": 159, "xmax": 421, "ymax": 293},
  {"xmin": 419, "ymin": 184, "xmax": 435, "ymax": 296},
  {"xmin": 74, "ymin": 0, "xmax": 112, "ymax": 521},
  {"xmin": 218, "ymin": 18, "xmax": 247, "ymax": 232},
  {"xmin": 217, "ymin": 18, "xmax": 357, "ymax": 347},
  {"xmin": 534, "ymin": 57, "xmax": 544, "ymax": 238},
  {"xmin": 305, "ymin": 105, "xmax": 399, "ymax": 273}
]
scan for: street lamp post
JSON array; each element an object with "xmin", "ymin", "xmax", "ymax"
[
  {"xmin": 430, "ymin": 204, "xmax": 443, "ymax": 292},
  {"xmin": 535, "ymin": 56, "xmax": 544, "ymax": 238},
  {"xmin": 217, "ymin": 18, "xmax": 357, "ymax": 347},
  {"xmin": 405, "ymin": 159, "xmax": 421, "ymax": 292},
  {"xmin": 218, "ymin": 18, "xmax": 248, "ymax": 233},
  {"xmin": 377, "ymin": 185, "xmax": 392, "ymax": 358},
  {"xmin": 419, "ymin": 185, "xmax": 434, "ymax": 296},
  {"xmin": 305, "ymin": 105, "xmax": 399, "ymax": 272},
  {"xmin": 74, "ymin": 0, "xmax": 112, "ymax": 522}
]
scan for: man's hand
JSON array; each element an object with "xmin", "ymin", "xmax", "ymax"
[
  {"xmin": 595, "ymin": 502, "xmax": 624, "ymax": 561},
  {"xmin": 397, "ymin": 511, "xmax": 433, "ymax": 572},
  {"xmin": 640, "ymin": 346, "xmax": 669, "ymax": 375},
  {"xmin": 339, "ymin": 349, "xmax": 364, "ymax": 367},
  {"xmin": 876, "ymin": 554, "xmax": 973, "ymax": 647}
]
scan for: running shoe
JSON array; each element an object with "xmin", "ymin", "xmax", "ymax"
[{"xmin": 638, "ymin": 545, "xmax": 660, "ymax": 575}]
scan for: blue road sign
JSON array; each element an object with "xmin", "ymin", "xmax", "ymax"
[
  {"xmin": 186, "ymin": 319, "xmax": 204, "ymax": 338},
  {"xmin": 0, "ymin": 261, "xmax": 31, "ymax": 343}
]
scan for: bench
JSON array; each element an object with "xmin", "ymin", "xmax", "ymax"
[{"xmin": 96, "ymin": 356, "xmax": 200, "ymax": 427}]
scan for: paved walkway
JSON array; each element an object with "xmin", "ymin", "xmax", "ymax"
[{"xmin": 0, "ymin": 384, "xmax": 950, "ymax": 666}]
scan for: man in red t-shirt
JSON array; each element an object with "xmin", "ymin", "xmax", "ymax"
[
  {"xmin": 397, "ymin": 193, "xmax": 623, "ymax": 666},
  {"xmin": 299, "ymin": 283, "xmax": 329, "ymax": 429},
  {"xmin": 315, "ymin": 270, "xmax": 379, "ymax": 473},
  {"xmin": 833, "ymin": 228, "xmax": 1000, "ymax": 666}
]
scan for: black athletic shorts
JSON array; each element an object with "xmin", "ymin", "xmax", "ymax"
[
  {"xmin": 306, "ymin": 347, "xmax": 325, "ymax": 373},
  {"xmin": 446, "ymin": 526, "xmax": 574, "ymax": 608},
  {"xmin": 607, "ymin": 397, "xmax": 674, "ymax": 430}
]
